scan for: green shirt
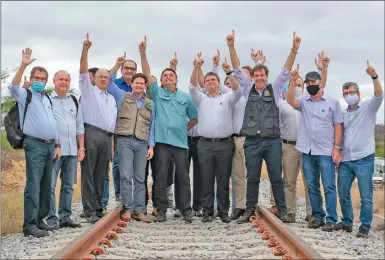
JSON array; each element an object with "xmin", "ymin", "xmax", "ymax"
[{"xmin": 149, "ymin": 82, "xmax": 198, "ymax": 149}]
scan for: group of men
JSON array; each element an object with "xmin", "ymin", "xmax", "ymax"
[{"xmin": 7, "ymin": 30, "xmax": 382, "ymax": 239}]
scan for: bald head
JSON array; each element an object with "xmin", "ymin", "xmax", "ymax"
[
  {"xmin": 94, "ymin": 68, "xmax": 110, "ymax": 90},
  {"xmin": 53, "ymin": 70, "xmax": 71, "ymax": 95},
  {"xmin": 54, "ymin": 70, "xmax": 71, "ymax": 80}
]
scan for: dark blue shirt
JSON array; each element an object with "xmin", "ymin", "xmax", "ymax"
[{"xmin": 112, "ymin": 74, "xmax": 132, "ymax": 93}]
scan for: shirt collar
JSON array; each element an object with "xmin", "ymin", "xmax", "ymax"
[
  {"xmin": 51, "ymin": 90, "xmax": 70, "ymax": 99},
  {"xmin": 94, "ymin": 86, "xmax": 110, "ymax": 96},
  {"xmin": 207, "ymin": 89, "xmax": 221, "ymax": 97},
  {"xmin": 116, "ymin": 77, "xmax": 130, "ymax": 87}
]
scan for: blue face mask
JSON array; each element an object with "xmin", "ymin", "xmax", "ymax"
[{"xmin": 31, "ymin": 81, "xmax": 46, "ymax": 92}]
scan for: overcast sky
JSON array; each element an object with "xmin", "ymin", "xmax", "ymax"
[{"xmin": 1, "ymin": 1, "xmax": 384, "ymax": 123}]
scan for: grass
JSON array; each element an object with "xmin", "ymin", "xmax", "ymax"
[
  {"xmin": 1, "ymin": 131, "xmax": 11, "ymax": 150},
  {"xmin": 375, "ymin": 139, "xmax": 385, "ymax": 158}
]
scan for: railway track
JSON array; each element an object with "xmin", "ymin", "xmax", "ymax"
[{"xmin": 51, "ymin": 203, "xmax": 322, "ymax": 260}]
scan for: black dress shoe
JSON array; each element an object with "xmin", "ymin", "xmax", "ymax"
[
  {"xmin": 236, "ymin": 211, "xmax": 254, "ymax": 224},
  {"xmin": 87, "ymin": 216, "xmax": 100, "ymax": 224},
  {"xmin": 308, "ymin": 219, "xmax": 325, "ymax": 229},
  {"xmin": 38, "ymin": 221, "xmax": 58, "ymax": 231},
  {"xmin": 220, "ymin": 215, "xmax": 231, "ymax": 223},
  {"xmin": 230, "ymin": 208, "xmax": 246, "ymax": 220},
  {"xmin": 24, "ymin": 228, "xmax": 48, "ymax": 238},
  {"xmin": 154, "ymin": 214, "xmax": 167, "ymax": 222},
  {"xmin": 202, "ymin": 216, "xmax": 214, "ymax": 223},
  {"xmin": 183, "ymin": 214, "xmax": 193, "ymax": 223},
  {"xmin": 60, "ymin": 218, "xmax": 82, "ymax": 228},
  {"xmin": 80, "ymin": 212, "xmax": 85, "ymax": 218}
]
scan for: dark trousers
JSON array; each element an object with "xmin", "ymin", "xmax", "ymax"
[
  {"xmin": 154, "ymin": 143, "xmax": 191, "ymax": 215},
  {"xmin": 198, "ymin": 138, "xmax": 234, "ymax": 217},
  {"xmin": 23, "ymin": 137, "xmax": 55, "ymax": 233},
  {"xmin": 244, "ymin": 137, "xmax": 287, "ymax": 214},
  {"xmin": 145, "ymin": 149, "xmax": 175, "ymax": 208},
  {"xmin": 81, "ymin": 127, "xmax": 112, "ymax": 218},
  {"xmin": 188, "ymin": 136, "xmax": 202, "ymax": 211},
  {"xmin": 112, "ymin": 135, "xmax": 121, "ymax": 198}
]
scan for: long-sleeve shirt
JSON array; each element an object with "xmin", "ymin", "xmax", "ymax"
[
  {"xmin": 50, "ymin": 91, "xmax": 85, "ymax": 156},
  {"xmin": 8, "ymin": 83, "xmax": 58, "ymax": 140},
  {"xmin": 79, "ymin": 73, "xmax": 117, "ymax": 133},
  {"xmin": 107, "ymin": 79, "xmax": 155, "ymax": 147},
  {"xmin": 189, "ymin": 83, "xmax": 241, "ymax": 138}
]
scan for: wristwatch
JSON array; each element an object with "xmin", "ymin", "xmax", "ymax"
[
  {"xmin": 79, "ymin": 147, "xmax": 86, "ymax": 151},
  {"xmin": 226, "ymin": 71, "xmax": 233, "ymax": 76},
  {"xmin": 55, "ymin": 144, "xmax": 61, "ymax": 148},
  {"xmin": 334, "ymin": 145, "xmax": 341, "ymax": 150}
]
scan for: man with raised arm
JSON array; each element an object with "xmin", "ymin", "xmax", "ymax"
[
  {"xmin": 190, "ymin": 53, "xmax": 241, "ymax": 223},
  {"xmin": 335, "ymin": 61, "xmax": 383, "ymax": 238},
  {"xmin": 8, "ymin": 48, "xmax": 61, "ymax": 237},
  {"xmin": 107, "ymin": 59, "xmax": 155, "ymax": 223},
  {"xmin": 287, "ymin": 63, "xmax": 343, "ymax": 232},
  {"xmin": 79, "ymin": 33, "xmax": 117, "ymax": 224},
  {"xmin": 227, "ymin": 30, "xmax": 301, "ymax": 223},
  {"xmin": 139, "ymin": 36, "xmax": 198, "ymax": 223}
]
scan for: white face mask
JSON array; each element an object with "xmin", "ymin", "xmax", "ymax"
[
  {"xmin": 344, "ymin": 94, "xmax": 359, "ymax": 106},
  {"xmin": 295, "ymin": 87, "xmax": 303, "ymax": 97}
]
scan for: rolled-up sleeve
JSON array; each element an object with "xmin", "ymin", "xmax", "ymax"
[
  {"xmin": 79, "ymin": 73, "xmax": 92, "ymax": 97},
  {"xmin": 272, "ymin": 67, "xmax": 291, "ymax": 105},
  {"xmin": 188, "ymin": 83, "xmax": 204, "ymax": 107},
  {"xmin": 368, "ymin": 92, "xmax": 384, "ymax": 112},
  {"xmin": 228, "ymin": 87, "xmax": 242, "ymax": 106},
  {"xmin": 76, "ymin": 104, "xmax": 85, "ymax": 135},
  {"xmin": 234, "ymin": 68, "xmax": 253, "ymax": 98},
  {"xmin": 8, "ymin": 83, "xmax": 26, "ymax": 103},
  {"xmin": 148, "ymin": 102, "xmax": 156, "ymax": 147}
]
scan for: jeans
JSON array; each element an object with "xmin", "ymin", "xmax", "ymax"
[
  {"xmin": 302, "ymin": 153, "xmax": 337, "ymax": 224},
  {"xmin": 112, "ymin": 146, "xmax": 121, "ymax": 198},
  {"xmin": 23, "ymin": 137, "xmax": 54, "ymax": 233},
  {"xmin": 117, "ymin": 136, "xmax": 148, "ymax": 213},
  {"xmin": 244, "ymin": 137, "xmax": 286, "ymax": 214},
  {"xmin": 101, "ymin": 166, "xmax": 110, "ymax": 209},
  {"xmin": 47, "ymin": 156, "xmax": 77, "ymax": 223},
  {"xmin": 338, "ymin": 153, "xmax": 375, "ymax": 230}
]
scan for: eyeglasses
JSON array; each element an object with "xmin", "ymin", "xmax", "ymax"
[
  {"xmin": 123, "ymin": 66, "xmax": 136, "ymax": 71},
  {"xmin": 343, "ymin": 91, "xmax": 357, "ymax": 97}
]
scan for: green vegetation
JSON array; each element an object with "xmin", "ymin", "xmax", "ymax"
[
  {"xmin": 376, "ymin": 139, "xmax": 385, "ymax": 158},
  {"xmin": 1, "ymin": 131, "xmax": 11, "ymax": 150}
]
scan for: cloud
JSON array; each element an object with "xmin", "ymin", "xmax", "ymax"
[{"xmin": 1, "ymin": 1, "xmax": 384, "ymax": 123}]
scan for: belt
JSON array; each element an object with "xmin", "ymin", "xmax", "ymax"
[
  {"xmin": 232, "ymin": 133, "xmax": 244, "ymax": 137},
  {"xmin": 25, "ymin": 135, "xmax": 54, "ymax": 144},
  {"xmin": 84, "ymin": 123, "xmax": 113, "ymax": 137},
  {"xmin": 188, "ymin": 136, "xmax": 200, "ymax": 141},
  {"xmin": 249, "ymin": 134, "xmax": 278, "ymax": 140},
  {"xmin": 282, "ymin": 139, "xmax": 296, "ymax": 145},
  {"xmin": 117, "ymin": 134, "xmax": 140, "ymax": 140},
  {"xmin": 200, "ymin": 136, "xmax": 232, "ymax": 142}
]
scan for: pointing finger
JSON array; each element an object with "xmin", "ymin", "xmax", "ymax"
[
  {"xmin": 232, "ymin": 29, "xmax": 235, "ymax": 36},
  {"xmin": 367, "ymin": 60, "xmax": 370, "ymax": 67},
  {"xmin": 174, "ymin": 52, "xmax": 177, "ymax": 59},
  {"xmin": 144, "ymin": 35, "xmax": 147, "ymax": 43},
  {"xmin": 217, "ymin": 49, "xmax": 220, "ymax": 56},
  {"xmin": 293, "ymin": 31, "xmax": 296, "ymax": 39},
  {"xmin": 124, "ymin": 52, "xmax": 126, "ymax": 58},
  {"xmin": 24, "ymin": 76, "xmax": 28, "ymax": 82},
  {"xmin": 224, "ymin": 57, "xmax": 227, "ymax": 63},
  {"xmin": 251, "ymin": 48, "xmax": 254, "ymax": 53},
  {"xmin": 86, "ymin": 33, "xmax": 89, "ymax": 41}
]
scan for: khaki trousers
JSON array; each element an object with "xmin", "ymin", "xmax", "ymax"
[
  {"xmin": 270, "ymin": 143, "xmax": 311, "ymax": 215},
  {"xmin": 232, "ymin": 136, "xmax": 247, "ymax": 209}
]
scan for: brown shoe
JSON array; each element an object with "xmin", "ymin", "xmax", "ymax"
[
  {"xmin": 287, "ymin": 213, "xmax": 296, "ymax": 223},
  {"xmin": 305, "ymin": 215, "xmax": 313, "ymax": 223},
  {"xmin": 269, "ymin": 206, "xmax": 278, "ymax": 216},
  {"xmin": 121, "ymin": 211, "xmax": 132, "ymax": 222},
  {"xmin": 152, "ymin": 208, "xmax": 158, "ymax": 217},
  {"xmin": 133, "ymin": 213, "xmax": 152, "ymax": 223}
]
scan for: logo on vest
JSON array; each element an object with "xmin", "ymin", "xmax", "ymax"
[
  {"xmin": 145, "ymin": 100, "xmax": 152, "ymax": 110},
  {"xmin": 263, "ymin": 89, "xmax": 271, "ymax": 96}
]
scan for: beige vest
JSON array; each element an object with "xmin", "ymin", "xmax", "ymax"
[{"xmin": 115, "ymin": 93, "xmax": 153, "ymax": 141}]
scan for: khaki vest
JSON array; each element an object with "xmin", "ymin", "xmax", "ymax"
[{"xmin": 115, "ymin": 93, "xmax": 153, "ymax": 141}]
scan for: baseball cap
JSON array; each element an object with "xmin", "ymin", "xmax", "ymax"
[{"xmin": 304, "ymin": 71, "xmax": 321, "ymax": 83}]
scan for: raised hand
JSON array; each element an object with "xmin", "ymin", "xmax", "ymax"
[
  {"xmin": 226, "ymin": 29, "xmax": 235, "ymax": 47},
  {"xmin": 116, "ymin": 52, "xmax": 126, "ymax": 66},
  {"xmin": 213, "ymin": 50, "xmax": 220, "ymax": 66},
  {"xmin": 21, "ymin": 48, "xmax": 36, "ymax": 66},
  {"xmin": 194, "ymin": 51, "xmax": 204, "ymax": 67},
  {"xmin": 250, "ymin": 48, "xmax": 260, "ymax": 62},
  {"xmin": 222, "ymin": 57, "xmax": 231, "ymax": 73},
  {"xmin": 139, "ymin": 36, "xmax": 147, "ymax": 53},
  {"xmin": 366, "ymin": 60, "xmax": 377, "ymax": 77},
  {"xmin": 22, "ymin": 76, "xmax": 30, "ymax": 89},
  {"xmin": 314, "ymin": 51, "xmax": 324, "ymax": 70},
  {"xmin": 322, "ymin": 56, "xmax": 330, "ymax": 69},
  {"xmin": 170, "ymin": 52, "xmax": 178, "ymax": 68},
  {"xmin": 292, "ymin": 31, "xmax": 301, "ymax": 51},
  {"xmin": 290, "ymin": 64, "xmax": 300, "ymax": 81},
  {"xmin": 259, "ymin": 50, "xmax": 266, "ymax": 64},
  {"xmin": 83, "ymin": 33, "xmax": 92, "ymax": 50}
]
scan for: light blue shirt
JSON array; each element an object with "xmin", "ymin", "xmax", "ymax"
[
  {"xmin": 296, "ymin": 94, "xmax": 343, "ymax": 156},
  {"xmin": 149, "ymin": 82, "xmax": 198, "ymax": 149},
  {"xmin": 8, "ymin": 83, "xmax": 58, "ymax": 140},
  {"xmin": 107, "ymin": 80, "xmax": 155, "ymax": 147},
  {"xmin": 50, "ymin": 91, "xmax": 85, "ymax": 156},
  {"xmin": 79, "ymin": 73, "xmax": 117, "ymax": 133},
  {"xmin": 341, "ymin": 93, "xmax": 384, "ymax": 161}
]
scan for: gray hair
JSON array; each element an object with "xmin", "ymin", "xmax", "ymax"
[
  {"xmin": 342, "ymin": 82, "xmax": 359, "ymax": 92},
  {"xmin": 54, "ymin": 70, "xmax": 71, "ymax": 80}
]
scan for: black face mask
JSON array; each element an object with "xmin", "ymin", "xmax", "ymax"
[{"xmin": 306, "ymin": 85, "xmax": 320, "ymax": 96}]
